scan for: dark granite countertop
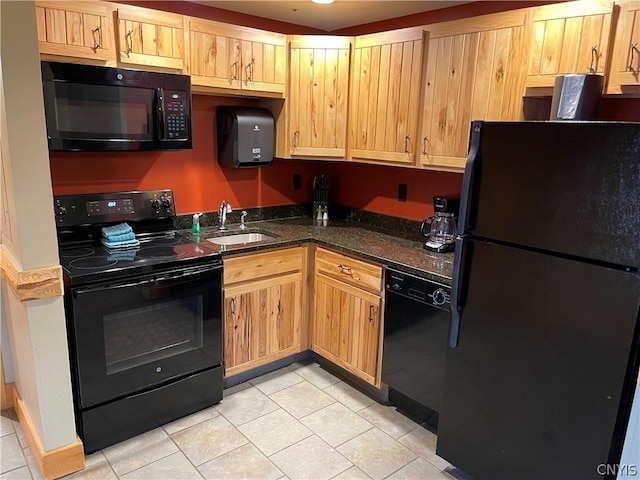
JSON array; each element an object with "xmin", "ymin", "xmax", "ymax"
[{"xmin": 185, "ymin": 217, "xmax": 454, "ymax": 285}]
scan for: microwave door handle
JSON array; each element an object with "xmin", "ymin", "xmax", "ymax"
[{"xmin": 156, "ymin": 88, "xmax": 166, "ymax": 140}]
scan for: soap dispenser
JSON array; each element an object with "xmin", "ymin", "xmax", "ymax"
[{"xmin": 192, "ymin": 213, "xmax": 204, "ymax": 234}]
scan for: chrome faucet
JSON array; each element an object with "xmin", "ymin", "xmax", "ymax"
[
  {"xmin": 239, "ymin": 211, "xmax": 248, "ymax": 230},
  {"xmin": 219, "ymin": 200, "xmax": 232, "ymax": 230}
]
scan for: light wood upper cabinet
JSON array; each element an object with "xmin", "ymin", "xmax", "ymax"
[
  {"xmin": 240, "ymin": 32, "xmax": 287, "ymax": 94},
  {"xmin": 608, "ymin": 1, "xmax": 640, "ymax": 93},
  {"xmin": 312, "ymin": 248, "xmax": 383, "ymax": 387},
  {"xmin": 419, "ymin": 10, "xmax": 529, "ymax": 172},
  {"xmin": 223, "ymin": 248, "xmax": 305, "ymax": 377},
  {"xmin": 115, "ymin": 5, "xmax": 186, "ymax": 71},
  {"xmin": 189, "ymin": 18, "xmax": 286, "ymax": 95},
  {"xmin": 35, "ymin": 1, "xmax": 111, "ymax": 61},
  {"xmin": 288, "ymin": 36, "xmax": 352, "ymax": 159},
  {"xmin": 526, "ymin": 1, "xmax": 616, "ymax": 88},
  {"xmin": 349, "ymin": 27, "xmax": 427, "ymax": 165}
]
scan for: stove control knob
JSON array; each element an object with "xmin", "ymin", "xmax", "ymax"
[
  {"xmin": 56, "ymin": 205, "xmax": 67, "ymax": 218},
  {"xmin": 151, "ymin": 198, "xmax": 161, "ymax": 211},
  {"xmin": 432, "ymin": 288, "xmax": 447, "ymax": 306},
  {"xmin": 392, "ymin": 283, "xmax": 402, "ymax": 291},
  {"xmin": 161, "ymin": 195, "xmax": 173, "ymax": 209}
]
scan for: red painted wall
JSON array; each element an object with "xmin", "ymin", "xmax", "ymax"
[
  {"xmin": 49, "ymin": 1, "xmax": 640, "ymax": 222},
  {"xmin": 50, "ymin": 95, "xmax": 324, "ymax": 215},
  {"xmin": 314, "ymin": 163, "xmax": 463, "ymax": 221},
  {"xmin": 49, "ymin": 93, "xmax": 460, "ymax": 220}
]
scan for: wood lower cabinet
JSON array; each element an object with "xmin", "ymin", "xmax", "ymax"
[
  {"xmin": 35, "ymin": 1, "xmax": 111, "ymax": 61},
  {"xmin": 313, "ymin": 274, "xmax": 381, "ymax": 386},
  {"xmin": 349, "ymin": 27, "xmax": 427, "ymax": 165},
  {"xmin": 288, "ymin": 36, "xmax": 352, "ymax": 159},
  {"xmin": 115, "ymin": 4, "xmax": 186, "ymax": 71},
  {"xmin": 312, "ymin": 248, "xmax": 383, "ymax": 387},
  {"xmin": 223, "ymin": 247, "xmax": 305, "ymax": 376},
  {"xmin": 419, "ymin": 10, "xmax": 529, "ymax": 172},
  {"xmin": 608, "ymin": 1, "xmax": 640, "ymax": 93},
  {"xmin": 526, "ymin": 1, "xmax": 616, "ymax": 88}
]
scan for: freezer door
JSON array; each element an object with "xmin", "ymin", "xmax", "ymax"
[
  {"xmin": 438, "ymin": 240, "xmax": 640, "ymax": 480},
  {"xmin": 459, "ymin": 121, "xmax": 640, "ymax": 268}
]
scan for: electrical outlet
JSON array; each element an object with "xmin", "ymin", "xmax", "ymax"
[
  {"xmin": 398, "ymin": 183, "xmax": 408, "ymax": 202},
  {"xmin": 293, "ymin": 173, "xmax": 302, "ymax": 191}
]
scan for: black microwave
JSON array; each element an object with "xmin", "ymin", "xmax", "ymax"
[{"xmin": 41, "ymin": 61, "xmax": 192, "ymax": 152}]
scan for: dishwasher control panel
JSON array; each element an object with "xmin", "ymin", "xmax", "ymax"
[{"xmin": 385, "ymin": 268, "xmax": 451, "ymax": 311}]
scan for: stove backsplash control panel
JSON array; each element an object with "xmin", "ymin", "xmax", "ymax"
[{"xmin": 54, "ymin": 190, "xmax": 175, "ymax": 227}]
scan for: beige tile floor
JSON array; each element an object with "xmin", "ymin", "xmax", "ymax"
[{"xmin": 0, "ymin": 362, "xmax": 466, "ymax": 480}]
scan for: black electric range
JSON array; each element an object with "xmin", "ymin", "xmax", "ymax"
[
  {"xmin": 59, "ymin": 230, "xmax": 219, "ymax": 286},
  {"xmin": 55, "ymin": 190, "xmax": 223, "ymax": 453}
]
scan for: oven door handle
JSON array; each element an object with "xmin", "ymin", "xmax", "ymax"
[{"xmin": 74, "ymin": 263, "xmax": 222, "ymax": 294}]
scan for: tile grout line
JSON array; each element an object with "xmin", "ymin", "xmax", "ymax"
[{"xmin": 161, "ymin": 427, "xmax": 206, "ymax": 479}]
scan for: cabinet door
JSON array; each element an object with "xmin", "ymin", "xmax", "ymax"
[
  {"xmin": 288, "ymin": 36, "xmax": 351, "ymax": 158},
  {"xmin": 224, "ymin": 274, "xmax": 303, "ymax": 376},
  {"xmin": 116, "ymin": 5, "xmax": 185, "ymax": 70},
  {"xmin": 526, "ymin": 1, "xmax": 615, "ymax": 88},
  {"xmin": 419, "ymin": 10, "xmax": 528, "ymax": 172},
  {"xmin": 349, "ymin": 27, "xmax": 426, "ymax": 165},
  {"xmin": 35, "ymin": 1, "xmax": 110, "ymax": 61},
  {"xmin": 189, "ymin": 19, "xmax": 242, "ymax": 90},
  {"xmin": 240, "ymin": 32, "xmax": 287, "ymax": 94},
  {"xmin": 608, "ymin": 1, "xmax": 640, "ymax": 93},
  {"xmin": 313, "ymin": 273, "xmax": 381, "ymax": 386}
]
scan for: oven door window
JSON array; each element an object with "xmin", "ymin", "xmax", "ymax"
[
  {"xmin": 71, "ymin": 269, "xmax": 222, "ymax": 409},
  {"xmin": 44, "ymin": 82, "xmax": 155, "ymax": 141},
  {"xmin": 103, "ymin": 297, "xmax": 203, "ymax": 375}
]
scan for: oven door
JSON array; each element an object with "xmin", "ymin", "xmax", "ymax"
[{"xmin": 69, "ymin": 263, "xmax": 222, "ymax": 409}]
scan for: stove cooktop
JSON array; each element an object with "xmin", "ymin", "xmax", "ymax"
[{"xmin": 59, "ymin": 231, "xmax": 220, "ymax": 286}]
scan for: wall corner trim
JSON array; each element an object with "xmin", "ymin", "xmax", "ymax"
[
  {"xmin": 0, "ymin": 245, "xmax": 63, "ymax": 301},
  {"xmin": 10, "ymin": 384, "xmax": 84, "ymax": 480}
]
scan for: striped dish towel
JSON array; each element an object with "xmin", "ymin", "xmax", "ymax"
[{"xmin": 101, "ymin": 238, "xmax": 140, "ymax": 249}]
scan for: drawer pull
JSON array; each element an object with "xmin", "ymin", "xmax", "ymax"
[{"xmin": 338, "ymin": 264, "xmax": 353, "ymax": 276}]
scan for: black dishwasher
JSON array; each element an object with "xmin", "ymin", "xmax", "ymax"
[{"xmin": 382, "ymin": 268, "xmax": 451, "ymax": 427}]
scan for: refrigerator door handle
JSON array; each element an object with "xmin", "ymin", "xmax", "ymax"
[
  {"xmin": 450, "ymin": 236, "xmax": 470, "ymax": 348},
  {"xmin": 457, "ymin": 121, "xmax": 482, "ymax": 235}
]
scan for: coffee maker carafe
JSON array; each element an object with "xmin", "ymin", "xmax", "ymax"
[{"xmin": 421, "ymin": 196, "xmax": 460, "ymax": 253}]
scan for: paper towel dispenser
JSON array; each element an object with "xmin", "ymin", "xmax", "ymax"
[{"xmin": 216, "ymin": 106, "xmax": 274, "ymax": 168}]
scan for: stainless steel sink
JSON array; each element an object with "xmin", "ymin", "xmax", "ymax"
[{"xmin": 206, "ymin": 232, "xmax": 276, "ymax": 246}]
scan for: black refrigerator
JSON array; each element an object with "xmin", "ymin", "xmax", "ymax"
[{"xmin": 437, "ymin": 121, "xmax": 640, "ymax": 480}]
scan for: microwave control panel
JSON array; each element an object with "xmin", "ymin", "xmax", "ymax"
[{"xmin": 162, "ymin": 90, "xmax": 188, "ymax": 140}]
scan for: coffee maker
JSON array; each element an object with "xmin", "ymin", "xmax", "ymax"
[{"xmin": 421, "ymin": 196, "xmax": 460, "ymax": 253}]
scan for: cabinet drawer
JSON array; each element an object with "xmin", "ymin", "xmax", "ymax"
[
  {"xmin": 315, "ymin": 248, "xmax": 382, "ymax": 293},
  {"xmin": 224, "ymin": 247, "xmax": 303, "ymax": 285}
]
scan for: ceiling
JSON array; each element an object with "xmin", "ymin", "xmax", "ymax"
[{"xmin": 190, "ymin": 1, "xmax": 472, "ymax": 32}]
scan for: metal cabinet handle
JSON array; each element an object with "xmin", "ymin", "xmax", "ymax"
[
  {"xmin": 588, "ymin": 45, "xmax": 598, "ymax": 73},
  {"xmin": 230, "ymin": 297, "xmax": 236, "ymax": 315},
  {"xmin": 292, "ymin": 130, "xmax": 299, "ymax": 148},
  {"xmin": 629, "ymin": 43, "xmax": 638, "ymax": 72},
  {"xmin": 337, "ymin": 264, "xmax": 353, "ymax": 276},
  {"xmin": 404, "ymin": 135, "xmax": 410, "ymax": 154},
  {"xmin": 369, "ymin": 304, "xmax": 374, "ymax": 323},
  {"xmin": 92, "ymin": 25, "xmax": 102, "ymax": 50},
  {"xmin": 231, "ymin": 61, "xmax": 238, "ymax": 80},
  {"xmin": 422, "ymin": 136, "xmax": 428, "ymax": 156},
  {"xmin": 246, "ymin": 58, "xmax": 255, "ymax": 82},
  {"xmin": 126, "ymin": 30, "xmax": 133, "ymax": 55}
]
